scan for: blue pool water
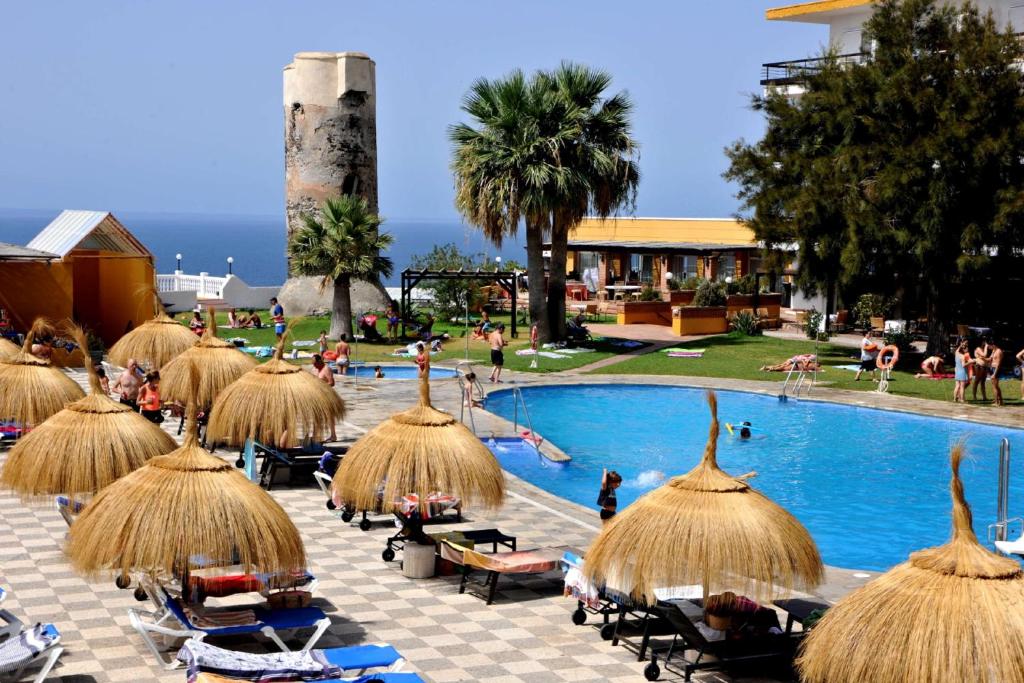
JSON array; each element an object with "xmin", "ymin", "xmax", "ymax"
[
  {"xmin": 338, "ymin": 364, "xmax": 456, "ymax": 380},
  {"xmin": 485, "ymin": 384, "xmax": 1024, "ymax": 571}
]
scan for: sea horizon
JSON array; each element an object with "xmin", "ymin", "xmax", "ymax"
[{"xmin": 0, "ymin": 207, "xmax": 526, "ymax": 287}]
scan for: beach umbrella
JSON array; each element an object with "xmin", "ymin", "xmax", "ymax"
[
  {"xmin": 331, "ymin": 373, "xmax": 504, "ymax": 516},
  {"xmin": 583, "ymin": 391, "xmax": 823, "ymax": 604},
  {"xmin": 206, "ymin": 337, "xmax": 345, "ymax": 447},
  {"xmin": 108, "ymin": 292, "xmax": 197, "ymax": 369},
  {"xmin": 65, "ymin": 406, "xmax": 307, "ymax": 581},
  {"xmin": 0, "ymin": 323, "xmax": 85, "ymax": 426},
  {"xmin": 0, "ymin": 338, "xmax": 19, "ymax": 360},
  {"xmin": 160, "ymin": 309, "xmax": 256, "ymax": 407},
  {"xmin": 0, "ymin": 327, "xmax": 176, "ymax": 503},
  {"xmin": 797, "ymin": 444, "xmax": 1024, "ymax": 683}
]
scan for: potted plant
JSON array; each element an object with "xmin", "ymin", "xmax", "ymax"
[
  {"xmin": 664, "ymin": 276, "xmax": 701, "ymax": 305},
  {"xmin": 618, "ymin": 285, "xmax": 673, "ymax": 325},
  {"xmin": 674, "ymin": 280, "xmax": 728, "ymax": 335}
]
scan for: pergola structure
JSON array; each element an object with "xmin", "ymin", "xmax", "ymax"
[{"xmin": 400, "ymin": 268, "xmax": 519, "ymax": 339}]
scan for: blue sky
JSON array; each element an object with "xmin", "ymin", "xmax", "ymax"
[{"xmin": 0, "ymin": 1, "xmax": 825, "ymax": 220}]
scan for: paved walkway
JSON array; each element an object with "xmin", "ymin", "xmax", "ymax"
[{"xmin": 2, "ymin": 364, "xmax": 1019, "ymax": 681}]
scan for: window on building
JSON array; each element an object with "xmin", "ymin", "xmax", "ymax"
[
  {"xmin": 629, "ymin": 254, "xmax": 654, "ymax": 284},
  {"xmin": 671, "ymin": 255, "xmax": 698, "ymax": 280},
  {"xmin": 718, "ymin": 253, "xmax": 736, "ymax": 280}
]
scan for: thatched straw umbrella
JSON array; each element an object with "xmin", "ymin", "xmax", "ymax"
[
  {"xmin": 206, "ymin": 337, "xmax": 345, "ymax": 447},
  {"xmin": 0, "ymin": 326, "xmax": 85, "ymax": 426},
  {"xmin": 0, "ymin": 327, "xmax": 176, "ymax": 503},
  {"xmin": 160, "ymin": 309, "xmax": 256, "ymax": 407},
  {"xmin": 331, "ymin": 373, "xmax": 505, "ymax": 517},
  {"xmin": 107, "ymin": 291, "xmax": 197, "ymax": 369},
  {"xmin": 0, "ymin": 337, "xmax": 19, "ymax": 360},
  {"xmin": 584, "ymin": 391, "xmax": 823, "ymax": 604},
  {"xmin": 65, "ymin": 408, "xmax": 307, "ymax": 581},
  {"xmin": 797, "ymin": 444, "xmax": 1024, "ymax": 683}
]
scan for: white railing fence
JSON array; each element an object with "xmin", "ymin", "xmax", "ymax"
[{"xmin": 157, "ymin": 271, "xmax": 227, "ymax": 299}]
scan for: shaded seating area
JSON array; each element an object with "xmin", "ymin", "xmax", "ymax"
[{"xmin": 0, "ymin": 586, "xmax": 64, "ymax": 683}]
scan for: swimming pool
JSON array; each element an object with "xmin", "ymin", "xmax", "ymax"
[
  {"xmin": 336, "ymin": 364, "xmax": 457, "ymax": 380},
  {"xmin": 485, "ymin": 384, "xmax": 1024, "ymax": 571}
]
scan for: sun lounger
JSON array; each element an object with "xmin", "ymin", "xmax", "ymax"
[
  {"xmin": 194, "ymin": 673, "xmax": 426, "ymax": 683},
  {"xmin": 441, "ymin": 540, "xmax": 573, "ymax": 604},
  {"xmin": 177, "ymin": 639, "xmax": 405, "ymax": 680},
  {"xmin": 643, "ymin": 601, "xmax": 800, "ymax": 681},
  {"xmin": 0, "ymin": 589, "xmax": 21, "ymax": 642},
  {"xmin": 251, "ymin": 441, "xmax": 347, "ymax": 490},
  {"xmin": 54, "ymin": 495, "xmax": 87, "ymax": 527},
  {"xmin": 129, "ymin": 588, "xmax": 331, "ymax": 669},
  {"xmin": 0, "ymin": 623, "xmax": 63, "ymax": 683}
]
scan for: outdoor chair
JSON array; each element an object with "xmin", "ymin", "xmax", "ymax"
[
  {"xmin": 440, "ymin": 540, "xmax": 574, "ymax": 604},
  {"xmin": 248, "ymin": 441, "xmax": 347, "ymax": 490},
  {"xmin": 55, "ymin": 495, "xmax": 87, "ymax": 527},
  {"xmin": 177, "ymin": 638, "xmax": 406, "ymax": 681},
  {"xmin": 129, "ymin": 587, "xmax": 330, "ymax": 669},
  {"xmin": 0, "ymin": 623, "xmax": 63, "ymax": 683},
  {"xmin": 318, "ymin": 470, "xmax": 462, "ymax": 532},
  {"xmin": 194, "ymin": 673, "xmax": 426, "ymax": 683},
  {"xmin": 643, "ymin": 601, "xmax": 801, "ymax": 681}
]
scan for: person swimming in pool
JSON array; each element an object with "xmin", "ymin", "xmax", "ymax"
[{"xmin": 739, "ymin": 421, "xmax": 752, "ymax": 439}]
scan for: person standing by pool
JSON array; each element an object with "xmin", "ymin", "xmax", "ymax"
[
  {"xmin": 270, "ymin": 297, "xmax": 285, "ymax": 341},
  {"xmin": 489, "ymin": 323, "xmax": 508, "ymax": 383},
  {"xmin": 312, "ymin": 354, "xmax": 337, "ymax": 441},
  {"xmin": 137, "ymin": 371, "xmax": 163, "ymax": 423},
  {"xmin": 972, "ymin": 340, "xmax": 990, "ymax": 402},
  {"xmin": 385, "ymin": 303, "xmax": 400, "ymax": 344},
  {"xmin": 415, "ymin": 341, "xmax": 429, "ymax": 378},
  {"xmin": 597, "ymin": 469, "xmax": 622, "ymax": 523},
  {"xmin": 112, "ymin": 359, "xmax": 142, "ymax": 410},
  {"xmin": 334, "ymin": 334, "xmax": 351, "ymax": 376},
  {"xmin": 317, "ymin": 330, "xmax": 329, "ymax": 356},
  {"xmin": 953, "ymin": 340, "xmax": 975, "ymax": 403},
  {"xmin": 988, "ymin": 340, "xmax": 1004, "ymax": 406},
  {"xmin": 854, "ymin": 333, "xmax": 879, "ymax": 381}
]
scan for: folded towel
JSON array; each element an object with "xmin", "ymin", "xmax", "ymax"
[
  {"xmin": 291, "ymin": 340, "xmax": 317, "ymax": 347},
  {"xmin": 0, "ymin": 624, "xmax": 58, "ymax": 673},
  {"xmin": 559, "ymin": 348, "xmax": 595, "ymax": 354},
  {"xmin": 667, "ymin": 351, "xmax": 704, "ymax": 358},
  {"xmin": 661, "ymin": 348, "xmax": 707, "ymax": 354},
  {"xmin": 185, "ymin": 607, "xmax": 258, "ymax": 629},
  {"xmin": 515, "ymin": 349, "xmax": 537, "ymax": 356}
]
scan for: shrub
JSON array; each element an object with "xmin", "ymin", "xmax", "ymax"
[
  {"xmin": 726, "ymin": 274, "xmax": 757, "ymax": 295},
  {"xmin": 883, "ymin": 327, "xmax": 914, "ymax": 355},
  {"xmin": 639, "ymin": 285, "xmax": 661, "ymax": 301},
  {"xmin": 692, "ymin": 280, "xmax": 727, "ymax": 307},
  {"xmin": 667, "ymin": 278, "xmax": 681, "ymax": 291},
  {"xmin": 853, "ymin": 293, "xmax": 894, "ymax": 328},
  {"xmin": 678, "ymin": 276, "xmax": 704, "ymax": 291},
  {"xmin": 731, "ymin": 310, "xmax": 761, "ymax": 336},
  {"xmin": 805, "ymin": 308, "xmax": 828, "ymax": 340}
]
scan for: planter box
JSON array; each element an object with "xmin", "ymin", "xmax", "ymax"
[
  {"xmin": 673, "ymin": 306, "xmax": 728, "ymax": 336},
  {"xmin": 617, "ymin": 301, "xmax": 673, "ymax": 326},
  {"xmin": 663, "ymin": 290, "xmax": 696, "ymax": 305},
  {"xmin": 726, "ymin": 294, "xmax": 756, "ymax": 319}
]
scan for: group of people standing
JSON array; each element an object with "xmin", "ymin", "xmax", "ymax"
[
  {"xmin": 110, "ymin": 359, "xmax": 164, "ymax": 423},
  {"xmin": 952, "ymin": 338, "xmax": 1022, "ymax": 406}
]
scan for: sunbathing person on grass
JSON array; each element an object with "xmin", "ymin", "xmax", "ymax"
[{"xmin": 760, "ymin": 354, "xmax": 821, "ymax": 372}]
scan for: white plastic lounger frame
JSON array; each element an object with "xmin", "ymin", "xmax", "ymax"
[
  {"xmin": 128, "ymin": 601, "xmax": 330, "ymax": 670},
  {"xmin": 0, "ymin": 625, "xmax": 63, "ymax": 683}
]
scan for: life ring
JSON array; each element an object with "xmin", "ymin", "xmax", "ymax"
[{"xmin": 876, "ymin": 345, "xmax": 900, "ymax": 370}]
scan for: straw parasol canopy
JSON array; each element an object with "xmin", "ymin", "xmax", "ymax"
[
  {"xmin": 65, "ymin": 407, "xmax": 307, "ymax": 579},
  {"xmin": 107, "ymin": 291, "xmax": 197, "ymax": 369},
  {"xmin": 0, "ymin": 322, "xmax": 85, "ymax": 425},
  {"xmin": 0, "ymin": 337, "xmax": 19, "ymax": 360},
  {"xmin": 331, "ymin": 373, "xmax": 505, "ymax": 515},
  {"xmin": 206, "ymin": 336, "xmax": 345, "ymax": 446},
  {"xmin": 583, "ymin": 391, "xmax": 823, "ymax": 604},
  {"xmin": 0, "ymin": 327, "xmax": 176, "ymax": 503},
  {"xmin": 160, "ymin": 308, "xmax": 256, "ymax": 407},
  {"xmin": 797, "ymin": 444, "xmax": 1024, "ymax": 683}
]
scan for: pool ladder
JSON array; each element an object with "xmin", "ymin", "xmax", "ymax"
[
  {"xmin": 779, "ymin": 365, "xmax": 816, "ymax": 401},
  {"xmin": 988, "ymin": 439, "xmax": 1020, "ymax": 547}
]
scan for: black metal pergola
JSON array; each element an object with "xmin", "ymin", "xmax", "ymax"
[{"xmin": 400, "ymin": 268, "xmax": 519, "ymax": 338}]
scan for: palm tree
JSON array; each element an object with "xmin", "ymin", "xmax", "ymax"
[
  {"xmin": 288, "ymin": 195, "xmax": 393, "ymax": 341},
  {"xmin": 540, "ymin": 63, "xmax": 639, "ymax": 339},
  {"xmin": 450, "ymin": 64, "xmax": 638, "ymax": 342},
  {"xmin": 450, "ymin": 71, "xmax": 560, "ymax": 341}
]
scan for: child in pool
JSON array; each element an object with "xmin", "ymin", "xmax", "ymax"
[
  {"xmin": 374, "ymin": 365, "xmax": 385, "ymax": 379},
  {"xmin": 739, "ymin": 421, "xmax": 752, "ymax": 439},
  {"xmin": 597, "ymin": 469, "xmax": 623, "ymax": 523}
]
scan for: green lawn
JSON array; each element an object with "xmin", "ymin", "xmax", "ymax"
[
  {"xmin": 176, "ymin": 310, "xmax": 638, "ymax": 373},
  {"xmin": 593, "ymin": 332, "xmax": 1023, "ymax": 407}
]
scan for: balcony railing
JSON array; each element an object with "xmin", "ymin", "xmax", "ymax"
[
  {"xmin": 761, "ymin": 52, "xmax": 870, "ymax": 86},
  {"xmin": 157, "ymin": 271, "xmax": 228, "ymax": 299}
]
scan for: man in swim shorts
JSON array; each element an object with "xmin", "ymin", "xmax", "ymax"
[
  {"xmin": 988, "ymin": 340, "xmax": 1004, "ymax": 406},
  {"xmin": 854, "ymin": 333, "xmax": 879, "ymax": 381},
  {"xmin": 488, "ymin": 323, "xmax": 507, "ymax": 383},
  {"xmin": 334, "ymin": 334, "xmax": 351, "ymax": 376},
  {"xmin": 270, "ymin": 297, "xmax": 285, "ymax": 340}
]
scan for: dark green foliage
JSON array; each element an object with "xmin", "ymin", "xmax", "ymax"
[
  {"xmin": 731, "ymin": 310, "xmax": 761, "ymax": 336},
  {"xmin": 883, "ymin": 327, "xmax": 915, "ymax": 355},
  {"xmin": 678, "ymin": 276, "xmax": 704, "ymax": 291},
  {"xmin": 693, "ymin": 280, "xmax": 727, "ymax": 307},
  {"xmin": 639, "ymin": 285, "xmax": 661, "ymax": 301},
  {"xmin": 408, "ymin": 243, "xmax": 492, "ymax": 318},
  {"xmin": 725, "ymin": 0, "xmax": 1024, "ymax": 354},
  {"xmin": 805, "ymin": 309, "xmax": 825, "ymax": 341},
  {"xmin": 853, "ymin": 293, "xmax": 894, "ymax": 328}
]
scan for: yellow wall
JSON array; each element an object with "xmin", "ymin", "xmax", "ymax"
[
  {"xmin": 68, "ymin": 252, "xmax": 154, "ymax": 345},
  {"xmin": 570, "ymin": 217, "xmax": 755, "ymax": 246},
  {"xmin": 0, "ymin": 262, "xmax": 74, "ymax": 332}
]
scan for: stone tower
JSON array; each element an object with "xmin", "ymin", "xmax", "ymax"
[{"xmin": 283, "ymin": 51, "xmax": 378, "ymax": 271}]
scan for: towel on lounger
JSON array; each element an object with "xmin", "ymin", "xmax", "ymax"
[
  {"xmin": 177, "ymin": 640, "xmax": 337, "ymax": 682},
  {"xmin": 0, "ymin": 624, "xmax": 57, "ymax": 673}
]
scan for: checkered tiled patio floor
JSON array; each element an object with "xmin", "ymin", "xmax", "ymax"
[{"xmin": 0, "ymin": 369, "xmax": 795, "ymax": 682}]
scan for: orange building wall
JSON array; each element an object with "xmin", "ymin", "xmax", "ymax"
[
  {"xmin": 0, "ymin": 262, "xmax": 74, "ymax": 331},
  {"xmin": 67, "ymin": 252, "xmax": 154, "ymax": 345}
]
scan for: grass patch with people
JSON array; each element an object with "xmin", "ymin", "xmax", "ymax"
[
  {"xmin": 175, "ymin": 310, "xmax": 636, "ymax": 374},
  {"xmin": 593, "ymin": 332, "xmax": 1022, "ymax": 406}
]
